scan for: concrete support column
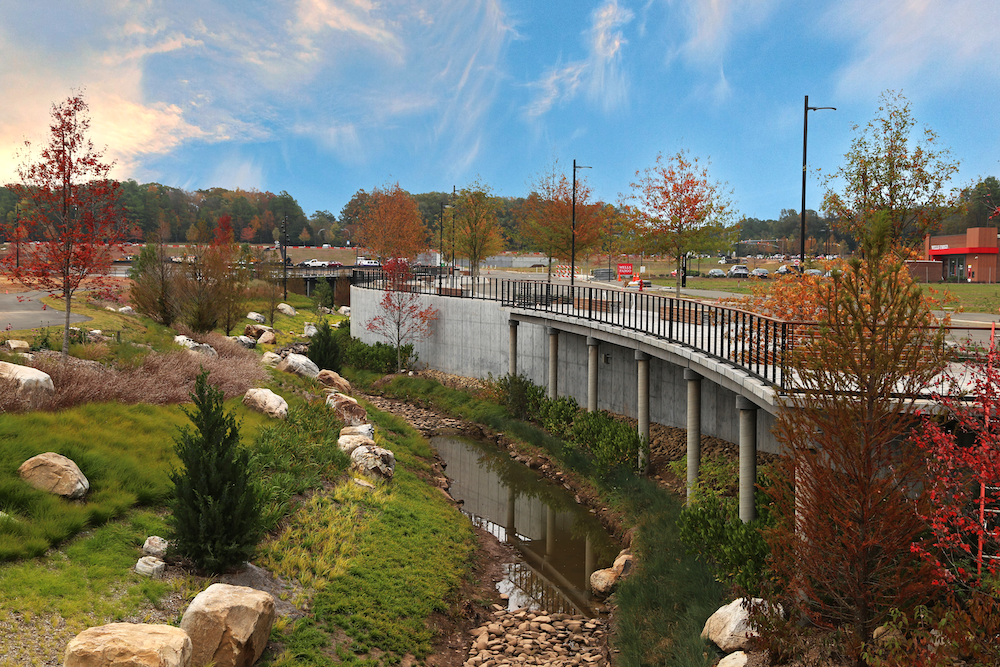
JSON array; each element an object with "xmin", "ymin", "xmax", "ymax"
[
  {"xmin": 737, "ymin": 396, "xmax": 759, "ymax": 523},
  {"xmin": 684, "ymin": 369, "xmax": 702, "ymax": 505},
  {"xmin": 546, "ymin": 507, "xmax": 556, "ymax": 556},
  {"xmin": 587, "ymin": 337, "xmax": 599, "ymax": 413},
  {"xmin": 508, "ymin": 320, "xmax": 519, "ymax": 377},
  {"xmin": 547, "ymin": 327, "xmax": 559, "ymax": 399},
  {"xmin": 635, "ymin": 350, "xmax": 650, "ymax": 474}
]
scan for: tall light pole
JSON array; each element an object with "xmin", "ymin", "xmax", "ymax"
[
  {"xmin": 571, "ymin": 159, "xmax": 591, "ymax": 286},
  {"xmin": 800, "ymin": 95, "xmax": 836, "ymax": 272},
  {"xmin": 439, "ymin": 202, "xmax": 452, "ymax": 291},
  {"xmin": 281, "ymin": 214, "xmax": 288, "ymax": 300}
]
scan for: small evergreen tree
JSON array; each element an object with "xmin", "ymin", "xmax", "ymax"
[
  {"xmin": 315, "ymin": 278, "xmax": 335, "ymax": 309},
  {"xmin": 307, "ymin": 319, "xmax": 342, "ymax": 372},
  {"xmin": 168, "ymin": 370, "xmax": 264, "ymax": 573}
]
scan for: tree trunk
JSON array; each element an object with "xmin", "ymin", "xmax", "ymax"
[
  {"xmin": 62, "ymin": 284, "xmax": 72, "ymax": 362},
  {"xmin": 675, "ymin": 253, "xmax": 683, "ymax": 295}
]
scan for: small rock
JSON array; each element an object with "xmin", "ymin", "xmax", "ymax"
[
  {"xmin": 135, "ymin": 556, "xmax": 166, "ymax": 578},
  {"xmin": 143, "ymin": 536, "xmax": 168, "ymax": 558},
  {"xmin": 340, "ymin": 424, "xmax": 375, "ymax": 439},
  {"xmin": 718, "ymin": 651, "xmax": 749, "ymax": 667}
]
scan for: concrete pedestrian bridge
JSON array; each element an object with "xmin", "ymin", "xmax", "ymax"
[{"xmin": 349, "ymin": 273, "xmax": 988, "ymax": 521}]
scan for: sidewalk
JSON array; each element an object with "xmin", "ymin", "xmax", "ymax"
[{"xmin": 0, "ymin": 290, "xmax": 92, "ymax": 333}]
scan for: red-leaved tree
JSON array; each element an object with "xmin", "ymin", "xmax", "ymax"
[
  {"xmin": 365, "ymin": 259, "xmax": 437, "ymax": 372},
  {"xmin": 1, "ymin": 94, "xmax": 125, "ymax": 360}
]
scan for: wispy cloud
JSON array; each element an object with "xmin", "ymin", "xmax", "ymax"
[
  {"xmin": 825, "ymin": 0, "xmax": 1000, "ymax": 97},
  {"xmin": 658, "ymin": 0, "xmax": 778, "ymax": 67},
  {"xmin": 525, "ymin": 0, "xmax": 634, "ymax": 119},
  {"xmin": 587, "ymin": 1, "xmax": 634, "ymax": 112}
]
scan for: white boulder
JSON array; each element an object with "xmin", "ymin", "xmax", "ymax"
[
  {"xmin": 340, "ymin": 424, "xmax": 375, "ymax": 439},
  {"xmin": 0, "ymin": 361, "xmax": 53, "ymax": 393},
  {"xmin": 701, "ymin": 598, "xmax": 766, "ymax": 653},
  {"xmin": 5, "ymin": 339, "xmax": 29, "ymax": 352},
  {"xmin": 257, "ymin": 330, "xmax": 277, "ymax": 345},
  {"xmin": 180, "ymin": 583, "xmax": 275, "ymax": 667},
  {"xmin": 143, "ymin": 536, "xmax": 168, "ymax": 558},
  {"xmin": 338, "ymin": 434, "xmax": 375, "ymax": 456},
  {"xmin": 350, "ymin": 445, "xmax": 396, "ymax": 481},
  {"xmin": 303, "ymin": 322, "xmax": 317, "ymax": 337},
  {"xmin": 337, "ymin": 306, "xmax": 351, "ymax": 316},
  {"xmin": 326, "ymin": 392, "xmax": 367, "ymax": 425},
  {"xmin": 277, "ymin": 303, "xmax": 297, "ymax": 316},
  {"xmin": 118, "ymin": 306, "xmax": 136, "ymax": 315},
  {"xmin": 135, "ymin": 556, "xmax": 166, "ymax": 578},
  {"xmin": 18, "ymin": 452, "xmax": 89, "ymax": 499},
  {"xmin": 243, "ymin": 388, "xmax": 288, "ymax": 419},
  {"xmin": 247, "ymin": 312, "xmax": 266, "ymax": 324},
  {"xmin": 276, "ymin": 353, "xmax": 319, "ymax": 379},
  {"xmin": 261, "ymin": 352, "xmax": 282, "ymax": 367},
  {"xmin": 232, "ymin": 335, "xmax": 256, "ymax": 349},
  {"xmin": 718, "ymin": 651, "xmax": 748, "ymax": 667},
  {"xmin": 64, "ymin": 623, "xmax": 192, "ymax": 667}
]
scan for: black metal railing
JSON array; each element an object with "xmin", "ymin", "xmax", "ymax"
[{"xmin": 354, "ymin": 270, "xmax": 797, "ymax": 390}]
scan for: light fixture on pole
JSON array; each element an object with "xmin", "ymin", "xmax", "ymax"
[
  {"xmin": 800, "ymin": 95, "xmax": 835, "ymax": 273},
  {"xmin": 571, "ymin": 159, "xmax": 591, "ymax": 286}
]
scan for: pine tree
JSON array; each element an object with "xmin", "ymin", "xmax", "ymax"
[{"xmin": 168, "ymin": 370, "xmax": 263, "ymax": 573}]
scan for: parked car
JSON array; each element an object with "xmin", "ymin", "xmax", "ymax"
[
  {"xmin": 775, "ymin": 264, "xmax": 791, "ymax": 275},
  {"xmin": 727, "ymin": 265, "xmax": 749, "ymax": 278},
  {"xmin": 804, "ymin": 268, "xmax": 823, "ymax": 276},
  {"xmin": 707, "ymin": 268, "xmax": 726, "ymax": 278},
  {"xmin": 750, "ymin": 268, "xmax": 769, "ymax": 279}
]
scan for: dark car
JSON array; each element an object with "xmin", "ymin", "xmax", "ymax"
[
  {"xmin": 707, "ymin": 268, "xmax": 726, "ymax": 278},
  {"xmin": 750, "ymin": 268, "xmax": 769, "ymax": 279}
]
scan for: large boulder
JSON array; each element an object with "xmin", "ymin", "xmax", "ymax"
[
  {"xmin": 231, "ymin": 335, "xmax": 256, "ymax": 349},
  {"xmin": 701, "ymin": 598, "xmax": 766, "ymax": 653},
  {"xmin": 261, "ymin": 352, "xmax": 282, "ymax": 367},
  {"xmin": 277, "ymin": 303, "xmax": 297, "ymax": 316},
  {"xmin": 257, "ymin": 330, "xmax": 277, "ymax": 345},
  {"xmin": 326, "ymin": 393, "xmax": 367, "ymax": 425},
  {"xmin": 135, "ymin": 556, "xmax": 166, "ymax": 578},
  {"xmin": 174, "ymin": 336, "xmax": 216, "ymax": 357},
  {"xmin": 64, "ymin": 623, "xmax": 192, "ymax": 667},
  {"xmin": 303, "ymin": 322, "xmax": 318, "ymax": 337},
  {"xmin": 337, "ymin": 306, "xmax": 351, "ymax": 316},
  {"xmin": 243, "ymin": 388, "xmax": 288, "ymax": 419},
  {"xmin": 589, "ymin": 568, "xmax": 619, "ymax": 596},
  {"xmin": 0, "ymin": 361, "xmax": 53, "ymax": 393},
  {"xmin": 180, "ymin": 583, "xmax": 275, "ymax": 667},
  {"xmin": 18, "ymin": 452, "xmax": 89, "ymax": 499},
  {"xmin": 244, "ymin": 324, "xmax": 273, "ymax": 340},
  {"xmin": 350, "ymin": 445, "xmax": 396, "ymax": 481},
  {"xmin": 317, "ymin": 370, "xmax": 351, "ymax": 394},
  {"xmin": 338, "ymin": 434, "xmax": 375, "ymax": 456},
  {"xmin": 718, "ymin": 652, "xmax": 748, "ymax": 667},
  {"xmin": 276, "ymin": 353, "xmax": 319, "ymax": 379},
  {"xmin": 143, "ymin": 536, "xmax": 168, "ymax": 558},
  {"xmin": 247, "ymin": 312, "xmax": 266, "ymax": 324}
]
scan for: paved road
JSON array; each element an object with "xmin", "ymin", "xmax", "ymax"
[{"xmin": 0, "ymin": 290, "xmax": 92, "ymax": 333}]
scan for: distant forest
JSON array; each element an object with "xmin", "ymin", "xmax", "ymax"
[{"xmin": 1, "ymin": 176, "xmax": 996, "ymax": 253}]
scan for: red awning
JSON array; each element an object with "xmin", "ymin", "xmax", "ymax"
[{"xmin": 928, "ymin": 246, "xmax": 999, "ymax": 257}]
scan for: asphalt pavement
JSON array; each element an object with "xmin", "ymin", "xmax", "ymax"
[{"xmin": 0, "ymin": 290, "xmax": 92, "ymax": 333}]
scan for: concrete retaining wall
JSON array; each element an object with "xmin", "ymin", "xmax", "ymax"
[{"xmin": 350, "ymin": 286, "xmax": 780, "ymax": 452}]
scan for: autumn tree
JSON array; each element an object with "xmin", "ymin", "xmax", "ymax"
[
  {"xmin": 354, "ymin": 182, "xmax": 428, "ymax": 263},
  {"xmin": 760, "ymin": 215, "xmax": 950, "ymax": 663},
  {"xmin": 130, "ymin": 222, "xmax": 180, "ymax": 325},
  {"xmin": 1, "ymin": 94, "xmax": 126, "ymax": 360},
  {"xmin": 822, "ymin": 90, "xmax": 960, "ymax": 248},
  {"xmin": 521, "ymin": 160, "xmax": 602, "ymax": 281},
  {"xmin": 623, "ymin": 150, "xmax": 732, "ymax": 294},
  {"xmin": 366, "ymin": 259, "xmax": 438, "ymax": 372},
  {"xmin": 453, "ymin": 180, "xmax": 505, "ymax": 292}
]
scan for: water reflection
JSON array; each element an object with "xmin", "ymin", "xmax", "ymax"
[{"xmin": 431, "ymin": 436, "xmax": 618, "ymax": 617}]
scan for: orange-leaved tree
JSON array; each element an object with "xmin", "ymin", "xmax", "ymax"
[
  {"xmin": 366, "ymin": 258, "xmax": 438, "ymax": 372},
  {"xmin": 623, "ymin": 150, "xmax": 732, "ymax": 295},
  {"xmin": 354, "ymin": 182, "xmax": 427, "ymax": 263},
  {"xmin": 1, "ymin": 94, "xmax": 126, "ymax": 360},
  {"xmin": 759, "ymin": 214, "xmax": 951, "ymax": 663},
  {"xmin": 453, "ymin": 179, "xmax": 505, "ymax": 293},
  {"xmin": 520, "ymin": 160, "xmax": 602, "ymax": 282}
]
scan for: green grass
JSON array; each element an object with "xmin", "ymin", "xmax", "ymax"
[{"xmin": 260, "ymin": 405, "xmax": 476, "ymax": 667}]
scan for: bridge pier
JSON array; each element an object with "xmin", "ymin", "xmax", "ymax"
[
  {"xmin": 547, "ymin": 327, "xmax": 559, "ymax": 399},
  {"xmin": 636, "ymin": 350, "xmax": 650, "ymax": 474},
  {"xmin": 587, "ymin": 337, "xmax": 599, "ymax": 413},
  {"xmin": 684, "ymin": 369, "xmax": 702, "ymax": 504},
  {"xmin": 737, "ymin": 396, "xmax": 759, "ymax": 523},
  {"xmin": 509, "ymin": 320, "xmax": 519, "ymax": 377}
]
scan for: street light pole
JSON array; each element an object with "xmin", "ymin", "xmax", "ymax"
[
  {"xmin": 800, "ymin": 95, "xmax": 836, "ymax": 273},
  {"xmin": 439, "ymin": 202, "xmax": 452, "ymax": 292},
  {"xmin": 571, "ymin": 159, "xmax": 591, "ymax": 286},
  {"xmin": 282, "ymin": 214, "xmax": 288, "ymax": 300}
]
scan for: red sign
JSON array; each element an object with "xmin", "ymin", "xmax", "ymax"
[{"xmin": 617, "ymin": 263, "xmax": 633, "ymax": 280}]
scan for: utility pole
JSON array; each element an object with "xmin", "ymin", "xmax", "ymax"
[{"xmin": 281, "ymin": 214, "xmax": 288, "ymax": 300}]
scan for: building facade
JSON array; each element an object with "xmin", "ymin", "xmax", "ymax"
[{"xmin": 922, "ymin": 227, "xmax": 1000, "ymax": 283}]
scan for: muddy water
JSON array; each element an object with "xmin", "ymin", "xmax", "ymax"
[{"xmin": 431, "ymin": 435, "xmax": 619, "ymax": 617}]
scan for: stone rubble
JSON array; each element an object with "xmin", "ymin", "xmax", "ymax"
[{"xmin": 464, "ymin": 607, "xmax": 608, "ymax": 667}]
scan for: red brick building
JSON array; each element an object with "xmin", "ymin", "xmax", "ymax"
[{"xmin": 922, "ymin": 227, "xmax": 1000, "ymax": 283}]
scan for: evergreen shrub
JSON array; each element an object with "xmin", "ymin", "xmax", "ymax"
[
  {"xmin": 307, "ymin": 319, "xmax": 343, "ymax": 373},
  {"xmin": 168, "ymin": 370, "xmax": 264, "ymax": 573}
]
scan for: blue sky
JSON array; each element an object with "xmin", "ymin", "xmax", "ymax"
[{"xmin": 1, "ymin": 0, "xmax": 998, "ymax": 222}]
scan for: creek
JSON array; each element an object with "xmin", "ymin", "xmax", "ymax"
[{"xmin": 431, "ymin": 435, "xmax": 620, "ymax": 618}]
